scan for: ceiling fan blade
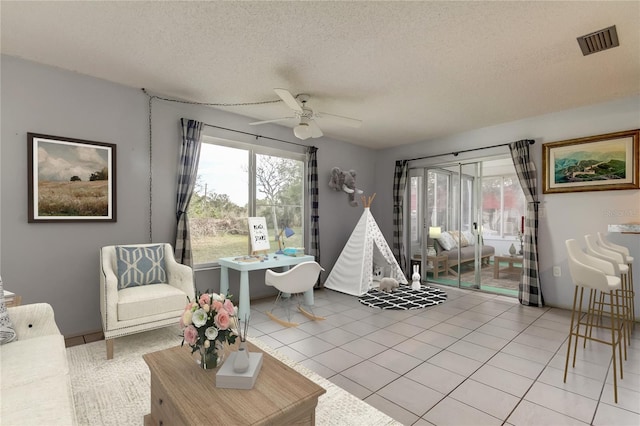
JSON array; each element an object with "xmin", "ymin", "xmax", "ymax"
[
  {"xmin": 308, "ymin": 120, "xmax": 324, "ymax": 138},
  {"xmin": 249, "ymin": 117, "xmax": 295, "ymax": 126},
  {"xmin": 274, "ymin": 88, "xmax": 303, "ymax": 112},
  {"xmin": 317, "ymin": 111, "xmax": 362, "ymax": 128}
]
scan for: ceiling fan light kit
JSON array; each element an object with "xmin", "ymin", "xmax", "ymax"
[
  {"xmin": 250, "ymin": 88, "xmax": 362, "ymax": 140},
  {"xmin": 293, "ymin": 123, "xmax": 312, "ymax": 140}
]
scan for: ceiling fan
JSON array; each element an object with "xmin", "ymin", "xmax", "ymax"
[{"xmin": 249, "ymin": 88, "xmax": 362, "ymax": 140}]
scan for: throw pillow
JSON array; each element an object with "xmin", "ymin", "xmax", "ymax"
[
  {"xmin": 0, "ymin": 276, "xmax": 17, "ymax": 344},
  {"xmin": 437, "ymin": 231, "xmax": 457, "ymax": 251},
  {"xmin": 116, "ymin": 245, "xmax": 167, "ymax": 289},
  {"xmin": 462, "ymin": 230, "xmax": 476, "ymax": 246},
  {"xmin": 449, "ymin": 231, "xmax": 469, "ymax": 248}
]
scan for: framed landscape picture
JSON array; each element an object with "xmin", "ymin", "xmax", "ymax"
[
  {"xmin": 542, "ymin": 129, "xmax": 639, "ymax": 194},
  {"xmin": 27, "ymin": 133, "xmax": 117, "ymax": 222}
]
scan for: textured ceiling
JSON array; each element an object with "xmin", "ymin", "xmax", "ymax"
[{"xmin": 1, "ymin": 1, "xmax": 639, "ymax": 149}]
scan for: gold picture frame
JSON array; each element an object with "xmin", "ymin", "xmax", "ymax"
[{"xmin": 542, "ymin": 129, "xmax": 639, "ymax": 194}]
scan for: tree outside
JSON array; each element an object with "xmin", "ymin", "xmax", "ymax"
[{"xmin": 188, "ymin": 153, "xmax": 304, "ymax": 263}]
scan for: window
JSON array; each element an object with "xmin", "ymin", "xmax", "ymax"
[
  {"xmin": 426, "ymin": 169, "xmax": 473, "ymax": 232},
  {"xmin": 481, "ymin": 175, "xmax": 526, "ymax": 238},
  {"xmin": 188, "ymin": 137, "xmax": 306, "ymax": 266}
]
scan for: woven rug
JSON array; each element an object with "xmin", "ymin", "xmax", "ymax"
[
  {"xmin": 359, "ymin": 285, "xmax": 447, "ymax": 310},
  {"xmin": 66, "ymin": 325, "xmax": 400, "ymax": 426}
]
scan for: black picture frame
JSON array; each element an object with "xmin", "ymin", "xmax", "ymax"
[{"xmin": 27, "ymin": 133, "xmax": 117, "ymax": 222}]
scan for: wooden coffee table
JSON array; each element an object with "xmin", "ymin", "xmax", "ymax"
[
  {"xmin": 493, "ymin": 255, "xmax": 523, "ymax": 279},
  {"xmin": 143, "ymin": 342, "xmax": 325, "ymax": 425}
]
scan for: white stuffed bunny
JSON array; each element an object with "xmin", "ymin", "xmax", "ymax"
[{"xmin": 411, "ymin": 265, "xmax": 421, "ymax": 290}]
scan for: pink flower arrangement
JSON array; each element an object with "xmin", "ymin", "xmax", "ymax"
[{"xmin": 180, "ymin": 291, "xmax": 239, "ymax": 356}]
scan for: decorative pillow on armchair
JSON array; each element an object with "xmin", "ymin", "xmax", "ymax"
[
  {"xmin": 116, "ymin": 245, "xmax": 167, "ymax": 289},
  {"xmin": 436, "ymin": 232, "xmax": 457, "ymax": 251}
]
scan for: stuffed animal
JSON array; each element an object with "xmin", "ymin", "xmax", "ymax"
[
  {"xmin": 411, "ymin": 265, "xmax": 421, "ymax": 290},
  {"xmin": 328, "ymin": 167, "xmax": 363, "ymax": 207},
  {"xmin": 379, "ymin": 277, "xmax": 399, "ymax": 293},
  {"xmin": 372, "ymin": 265, "xmax": 384, "ymax": 282}
]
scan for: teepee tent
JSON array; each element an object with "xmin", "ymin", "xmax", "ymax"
[{"xmin": 324, "ymin": 195, "xmax": 407, "ymax": 296}]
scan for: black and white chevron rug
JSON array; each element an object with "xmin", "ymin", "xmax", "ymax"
[{"xmin": 359, "ymin": 285, "xmax": 448, "ymax": 310}]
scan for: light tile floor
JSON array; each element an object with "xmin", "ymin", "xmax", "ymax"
[{"xmin": 247, "ymin": 284, "xmax": 640, "ymax": 426}]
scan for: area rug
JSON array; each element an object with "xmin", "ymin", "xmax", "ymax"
[
  {"xmin": 66, "ymin": 325, "xmax": 400, "ymax": 426},
  {"xmin": 359, "ymin": 285, "xmax": 447, "ymax": 310}
]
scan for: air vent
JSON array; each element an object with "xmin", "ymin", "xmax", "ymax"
[{"xmin": 577, "ymin": 25, "xmax": 619, "ymax": 56}]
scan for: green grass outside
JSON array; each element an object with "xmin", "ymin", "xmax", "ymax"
[{"xmin": 191, "ymin": 227, "xmax": 303, "ymax": 264}]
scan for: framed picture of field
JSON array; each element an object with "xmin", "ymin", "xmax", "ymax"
[
  {"xmin": 542, "ymin": 129, "xmax": 639, "ymax": 194},
  {"xmin": 27, "ymin": 133, "xmax": 117, "ymax": 222}
]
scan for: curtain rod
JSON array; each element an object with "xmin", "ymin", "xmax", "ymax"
[
  {"xmin": 406, "ymin": 139, "xmax": 535, "ymax": 162},
  {"xmin": 203, "ymin": 123, "xmax": 309, "ymax": 149},
  {"xmin": 141, "ymin": 88, "xmax": 309, "ymax": 149}
]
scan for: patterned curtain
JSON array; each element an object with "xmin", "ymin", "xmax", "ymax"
[
  {"xmin": 509, "ymin": 140, "xmax": 544, "ymax": 307},
  {"xmin": 307, "ymin": 146, "xmax": 322, "ymax": 287},
  {"xmin": 393, "ymin": 160, "xmax": 409, "ymax": 274},
  {"xmin": 175, "ymin": 119, "xmax": 204, "ymax": 266}
]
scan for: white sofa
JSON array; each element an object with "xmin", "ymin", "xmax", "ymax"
[{"xmin": 0, "ymin": 303, "xmax": 77, "ymax": 425}]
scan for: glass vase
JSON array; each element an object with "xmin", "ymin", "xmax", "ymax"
[
  {"xmin": 233, "ymin": 341, "xmax": 250, "ymax": 373},
  {"xmin": 199, "ymin": 341, "xmax": 225, "ymax": 370}
]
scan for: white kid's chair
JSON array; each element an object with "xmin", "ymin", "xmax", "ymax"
[
  {"xmin": 264, "ymin": 261, "xmax": 324, "ymax": 327},
  {"xmin": 100, "ymin": 243, "xmax": 195, "ymax": 359}
]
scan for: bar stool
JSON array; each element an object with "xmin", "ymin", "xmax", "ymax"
[
  {"xmin": 598, "ymin": 232, "xmax": 635, "ymax": 330},
  {"xmin": 585, "ymin": 234, "xmax": 633, "ymax": 343},
  {"xmin": 565, "ymin": 239, "xmax": 624, "ymax": 403}
]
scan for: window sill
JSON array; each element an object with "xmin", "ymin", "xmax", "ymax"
[{"xmin": 193, "ymin": 263, "xmax": 220, "ymax": 272}]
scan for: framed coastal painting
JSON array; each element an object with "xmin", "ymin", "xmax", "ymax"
[
  {"xmin": 542, "ymin": 129, "xmax": 639, "ymax": 194},
  {"xmin": 27, "ymin": 133, "xmax": 117, "ymax": 222}
]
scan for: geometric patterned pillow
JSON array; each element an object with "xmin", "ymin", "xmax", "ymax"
[
  {"xmin": 116, "ymin": 245, "xmax": 167, "ymax": 289},
  {"xmin": 0, "ymin": 276, "xmax": 17, "ymax": 344}
]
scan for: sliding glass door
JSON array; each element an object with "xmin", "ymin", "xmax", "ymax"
[{"xmin": 409, "ymin": 157, "xmax": 523, "ymax": 296}]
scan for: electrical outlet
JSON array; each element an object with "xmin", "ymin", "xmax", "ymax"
[{"xmin": 553, "ymin": 266, "xmax": 561, "ymax": 277}]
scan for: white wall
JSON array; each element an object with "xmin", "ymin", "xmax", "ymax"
[
  {"xmin": 0, "ymin": 55, "xmax": 376, "ymax": 336},
  {"xmin": 374, "ymin": 95, "xmax": 640, "ymax": 314}
]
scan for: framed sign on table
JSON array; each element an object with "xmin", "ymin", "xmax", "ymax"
[
  {"xmin": 27, "ymin": 133, "xmax": 117, "ymax": 222},
  {"xmin": 542, "ymin": 129, "xmax": 639, "ymax": 194},
  {"xmin": 248, "ymin": 217, "xmax": 270, "ymax": 253}
]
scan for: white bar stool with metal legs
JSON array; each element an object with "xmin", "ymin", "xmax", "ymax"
[
  {"xmin": 585, "ymin": 234, "xmax": 633, "ymax": 344},
  {"xmin": 564, "ymin": 239, "xmax": 625, "ymax": 403},
  {"xmin": 598, "ymin": 232, "xmax": 635, "ymax": 330}
]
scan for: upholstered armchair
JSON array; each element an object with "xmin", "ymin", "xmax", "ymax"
[{"xmin": 100, "ymin": 243, "xmax": 195, "ymax": 359}]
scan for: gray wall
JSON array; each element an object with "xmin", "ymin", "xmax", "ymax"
[
  {"xmin": 0, "ymin": 55, "xmax": 376, "ymax": 337},
  {"xmin": 372, "ymin": 95, "xmax": 640, "ymax": 315},
  {"xmin": 2, "ymin": 55, "xmax": 638, "ymax": 337}
]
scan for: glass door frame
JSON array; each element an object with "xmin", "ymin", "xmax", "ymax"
[{"xmin": 414, "ymin": 161, "xmax": 485, "ymax": 290}]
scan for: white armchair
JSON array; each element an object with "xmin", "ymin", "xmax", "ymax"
[{"xmin": 100, "ymin": 243, "xmax": 195, "ymax": 359}]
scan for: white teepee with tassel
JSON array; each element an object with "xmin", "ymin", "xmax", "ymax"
[{"xmin": 324, "ymin": 194, "xmax": 407, "ymax": 296}]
